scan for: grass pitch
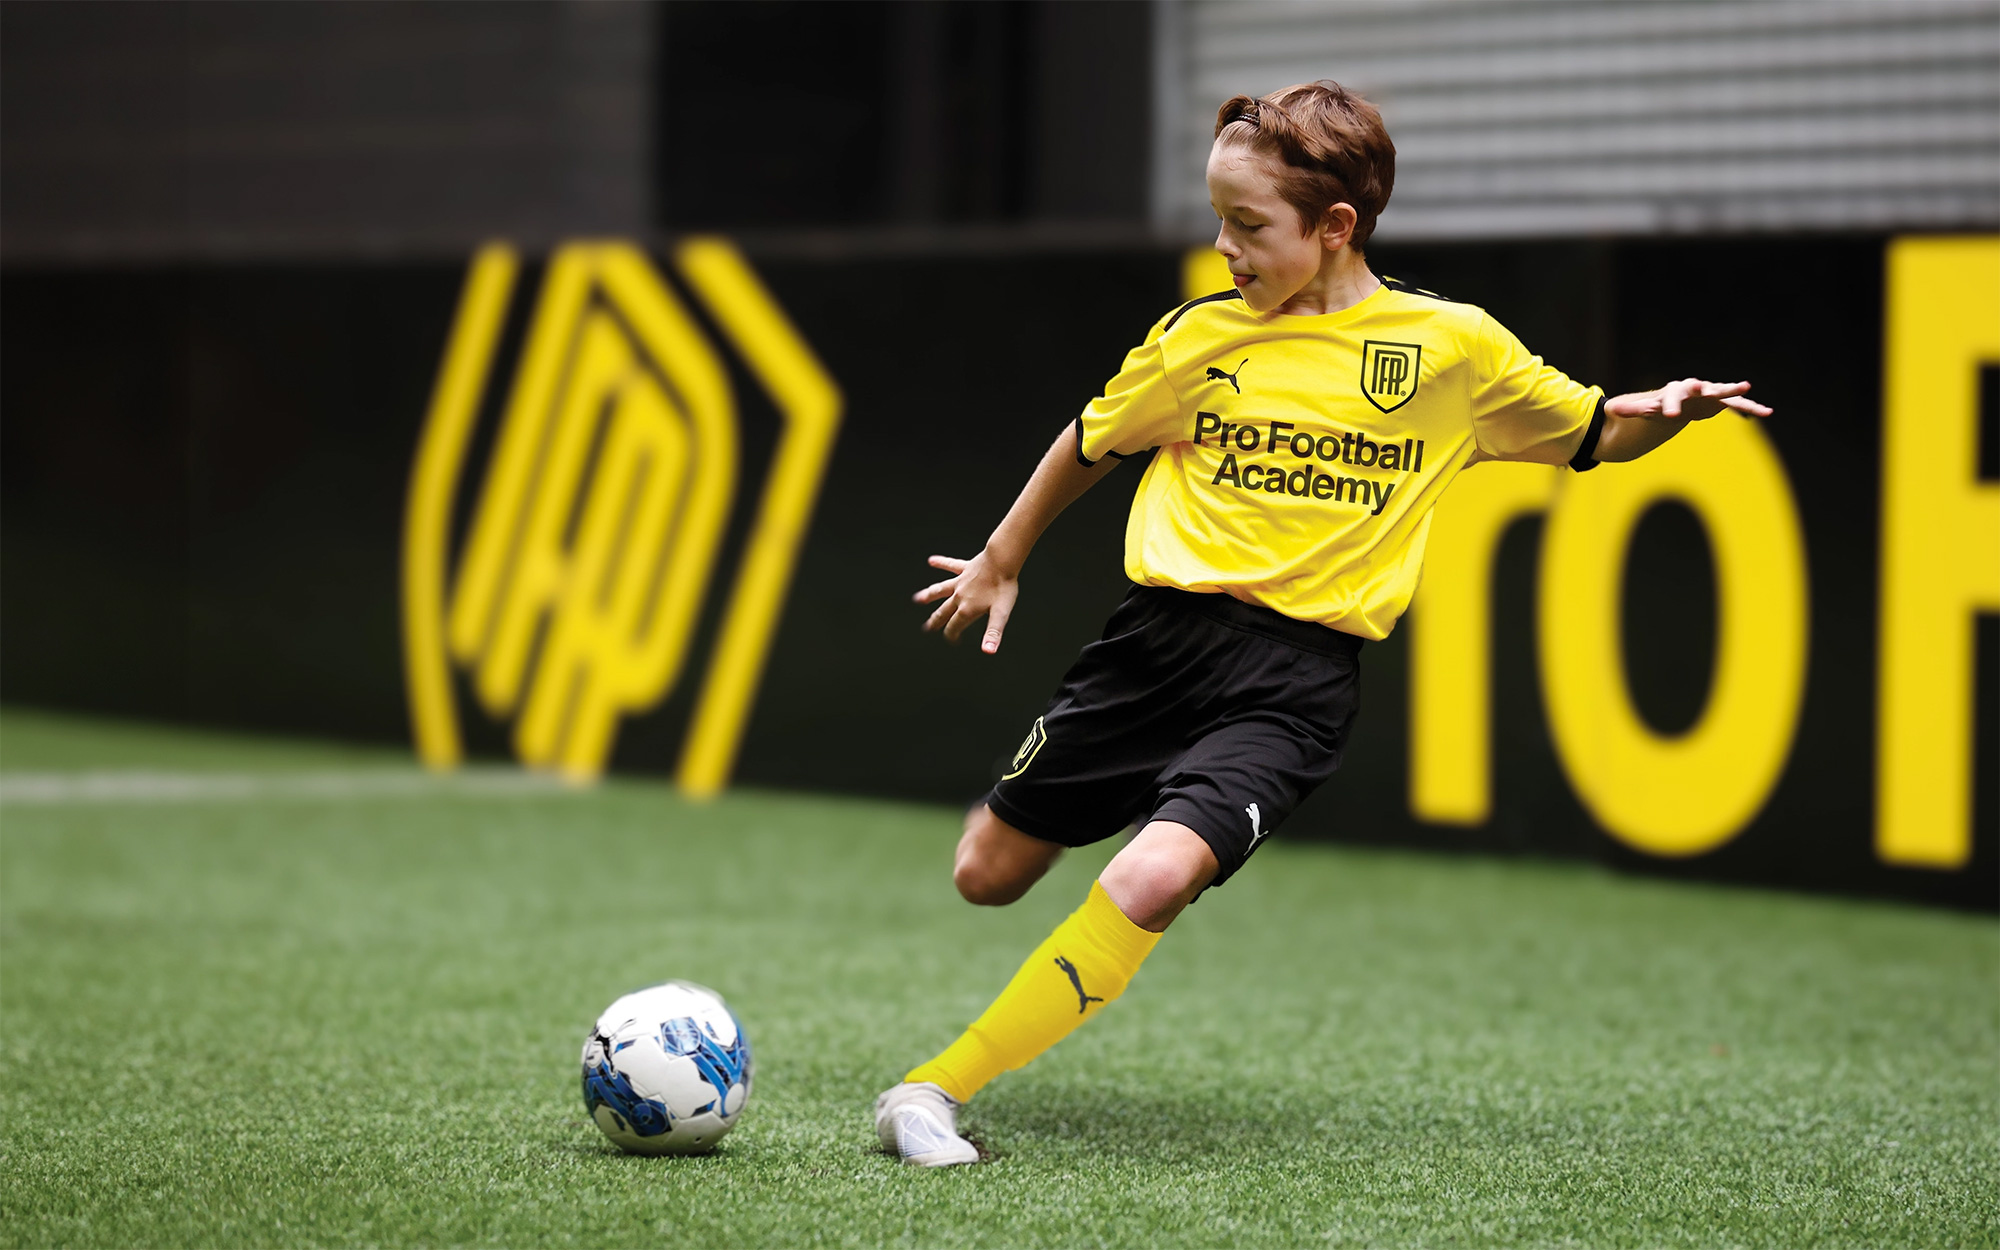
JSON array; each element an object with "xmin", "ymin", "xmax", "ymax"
[{"xmin": 2, "ymin": 710, "xmax": 1994, "ymax": 1248}]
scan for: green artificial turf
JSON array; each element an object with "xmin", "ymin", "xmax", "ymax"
[{"xmin": 2, "ymin": 708, "xmax": 1995, "ymax": 1248}]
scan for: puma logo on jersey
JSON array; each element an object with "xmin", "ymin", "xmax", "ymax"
[
  {"xmin": 1053, "ymin": 955, "xmax": 1104, "ymax": 1014},
  {"xmin": 1206, "ymin": 358, "xmax": 1249, "ymax": 393},
  {"xmin": 1246, "ymin": 802, "xmax": 1268, "ymax": 851}
]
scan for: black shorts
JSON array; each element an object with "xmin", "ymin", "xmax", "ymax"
[{"xmin": 985, "ymin": 584, "xmax": 1362, "ymax": 888}]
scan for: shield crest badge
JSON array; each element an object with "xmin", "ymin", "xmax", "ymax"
[{"xmin": 1360, "ymin": 340, "xmax": 1422, "ymax": 413}]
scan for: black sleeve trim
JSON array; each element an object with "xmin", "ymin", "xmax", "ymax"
[
  {"xmin": 1073, "ymin": 415, "xmax": 1098, "ymax": 467},
  {"xmin": 1569, "ymin": 396, "xmax": 1607, "ymax": 472},
  {"xmin": 1161, "ymin": 288, "xmax": 1243, "ymax": 333}
]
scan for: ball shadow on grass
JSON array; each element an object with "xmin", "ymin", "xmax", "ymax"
[{"xmin": 555, "ymin": 1132, "xmax": 742, "ymax": 1165}]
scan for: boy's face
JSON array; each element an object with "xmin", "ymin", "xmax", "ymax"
[{"xmin": 1205, "ymin": 137, "xmax": 1336, "ymax": 312}]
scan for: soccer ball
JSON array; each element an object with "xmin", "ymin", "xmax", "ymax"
[{"xmin": 580, "ymin": 980, "xmax": 753, "ymax": 1155}]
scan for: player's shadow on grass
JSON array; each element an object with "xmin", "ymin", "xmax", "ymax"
[{"xmin": 975, "ymin": 1084, "xmax": 1458, "ymax": 1163}]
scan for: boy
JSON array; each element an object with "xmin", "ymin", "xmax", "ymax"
[{"xmin": 875, "ymin": 81, "xmax": 1770, "ymax": 1166}]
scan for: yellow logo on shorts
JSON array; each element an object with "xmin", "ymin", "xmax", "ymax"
[
  {"xmin": 402, "ymin": 239, "xmax": 841, "ymax": 794},
  {"xmin": 1003, "ymin": 716, "xmax": 1048, "ymax": 780},
  {"xmin": 1360, "ymin": 340, "xmax": 1423, "ymax": 413}
]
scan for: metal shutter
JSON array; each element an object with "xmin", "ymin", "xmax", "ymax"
[{"xmin": 1153, "ymin": 0, "xmax": 2000, "ymax": 240}]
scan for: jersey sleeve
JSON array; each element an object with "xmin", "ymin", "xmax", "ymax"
[
  {"xmin": 1074, "ymin": 315, "xmax": 1183, "ymax": 465},
  {"xmin": 1467, "ymin": 311, "xmax": 1604, "ymax": 466}
]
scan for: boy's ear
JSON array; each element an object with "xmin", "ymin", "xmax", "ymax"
[{"xmin": 1321, "ymin": 203, "xmax": 1359, "ymax": 252}]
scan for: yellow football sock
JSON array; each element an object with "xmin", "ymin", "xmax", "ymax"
[{"xmin": 906, "ymin": 880, "xmax": 1161, "ymax": 1103}]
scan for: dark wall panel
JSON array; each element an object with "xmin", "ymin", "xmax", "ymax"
[
  {"xmin": 0, "ymin": 266, "xmax": 463, "ymax": 729},
  {"xmin": 655, "ymin": 0, "xmax": 1150, "ymax": 231},
  {"xmin": 0, "ymin": 1, "xmax": 651, "ymax": 260}
]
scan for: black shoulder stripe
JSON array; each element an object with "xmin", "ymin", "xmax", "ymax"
[
  {"xmin": 1162, "ymin": 288, "xmax": 1243, "ymax": 333},
  {"xmin": 1073, "ymin": 415, "xmax": 1098, "ymax": 467},
  {"xmin": 1569, "ymin": 396, "xmax": 1607, "ymax": 472},
  {"xmin": 1381, "ymin": 276, "xmax": 1454, "ymax": 302}
]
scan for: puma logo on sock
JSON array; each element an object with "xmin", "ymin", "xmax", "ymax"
[{"xmin": 1053, "ymin": 955, "xmax": 1104, "ymax": 1014}]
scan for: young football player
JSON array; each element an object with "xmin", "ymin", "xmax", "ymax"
[{"xmin": 874, "ymin": 80, "xmax": 1771, "ymax": 1166}]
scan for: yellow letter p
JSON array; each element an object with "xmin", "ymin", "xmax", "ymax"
[{"xmin": 1876, "ymin": 236, "xmax": 2000, "ymax": 869}]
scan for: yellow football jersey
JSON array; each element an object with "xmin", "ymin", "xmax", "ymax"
[{"xmin": 1075, "ymin": 280, "xmax": 1603, "ymax": 639}]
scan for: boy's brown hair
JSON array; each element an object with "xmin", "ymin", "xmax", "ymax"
[{"xmin": 1214, "ymin": 81, "xmax": 1396, "ymax": 250}]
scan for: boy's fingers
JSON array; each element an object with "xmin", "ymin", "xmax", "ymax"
[
  {"xmin": 1721, "ymin": 396, "xmax": 1775, "ymax": 417},
  {"xmin": 927, "ymin": 555, "xmax": 968, "ymax": 572},
  {"xmin": 942, "ymin": 603, "xmax": 984, "ymax": 644},
  {"xmin": 982, "ymin": 599, "xmax": 1014, "ymax": 655},
  {"xmin": 912, "ymin": 577, "xmax": 957, "ymax": 604},
  {"xmin": 923, "ymin": 596, "xmax": 956, "ymax": 633}
]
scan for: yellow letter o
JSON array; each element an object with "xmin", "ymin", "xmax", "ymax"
[{"xmin": 1538, "ymin": 418, "xmax": 1809, "ymax": 857}]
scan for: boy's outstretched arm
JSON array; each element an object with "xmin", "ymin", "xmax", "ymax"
[
  {"xmin": 914, "ymin": 425, "xmax": 1121, "ymax": 654},
  {"xmin": 1593, "ymin": 378, "xmax": 1774, "ymax": 462}
]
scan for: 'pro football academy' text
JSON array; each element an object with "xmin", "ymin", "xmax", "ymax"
[{"xmin": 1196, "ymin": 412, "xmax": 1425, "ymax": 516}]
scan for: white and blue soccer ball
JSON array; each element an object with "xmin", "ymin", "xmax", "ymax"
[{"xmin": 580, "ymin": 980, "xmax": 753, "ymax": 1155}]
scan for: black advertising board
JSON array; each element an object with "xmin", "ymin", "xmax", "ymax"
[{"xmin": 2, "ymin": 236, "xmax": 1993, "ymax": 907}]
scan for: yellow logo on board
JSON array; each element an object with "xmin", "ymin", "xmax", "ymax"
[{"xmin": 402, "ymin": 239, "xmax": 841, "ymax": 794}]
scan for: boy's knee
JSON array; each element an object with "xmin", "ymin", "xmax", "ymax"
[
  {"xmin": 953, "ymin": 857, "xmax": 1031, "ymax": 906},
  {"xmin": 1102, "ymin": 849, "xmax": 1196, "ymax": 915},
  {"xmin": 951, "ymin": 806, "xmax": 1060, "ymax": 906},
  {"xmin": 1099, "ymin": 822, "xmax": 1219, "ymax": 932}
]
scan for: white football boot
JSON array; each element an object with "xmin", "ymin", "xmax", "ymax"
[{"xmin": 874, "ymin": 1081, "xmax": 981, "ymax": 1166}]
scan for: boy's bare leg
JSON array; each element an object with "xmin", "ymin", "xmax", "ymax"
[
  {"xmin": 953, "ymin": 805, "xmax": 1065, "ymax": 905},
  {"xmin": 954, "ymin": 809, "xmax": 1217, "ymax": 918}
]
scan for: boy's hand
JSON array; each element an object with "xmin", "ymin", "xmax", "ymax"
[
  {"xmin": 914, "ymin": 552, "xmax": 1020, "ymax": 654},
  {"xmin": 912, "ymin": 422, "xmax": 1115, "ymax": 654},
  {"xmin": 1609, "ymin": 379, "xmax": 1773, "ymax": 422}
]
